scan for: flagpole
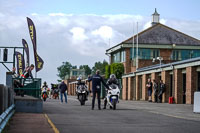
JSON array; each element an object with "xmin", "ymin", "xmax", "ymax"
[
  {"xmin": 136, "ymin": 22, "xmax": 139, "ymax": 71},
  {"xmin": 132, "ymin": 22, "xmax": 135, "ymax": 65}
]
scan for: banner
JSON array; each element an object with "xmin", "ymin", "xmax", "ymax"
[
  {"xmin": 22, "ymin": 39, "xmax": 30, "ymax": 67},
  {"xmin": 35, "ymin": 52, "xmax": 44, "ymax": 72},
  {"xmin": 27, "ymin": 17, "xmax": 37, "ymax": 51},
  {"xmin": 15, "ymin": 51, "xmax": 25, "ymax": 75},
  {"xmin": 27, "ymin": 17, "xmax": 44, "ymax": 72}
]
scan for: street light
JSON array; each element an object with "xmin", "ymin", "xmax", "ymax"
[{"xmin": 152, "ymin": 56, "xmax": 163, "ymax": 71}]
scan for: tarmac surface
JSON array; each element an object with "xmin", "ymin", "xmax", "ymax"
[{"xmin": 43, "ymin": 96, "xmax": 200, "ymax": 133}]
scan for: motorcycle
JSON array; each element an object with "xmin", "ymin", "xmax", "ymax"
[
  {"xmin": 42, "ymin": 90, "xmax": 48, "ymax": 101},
  {"xmin": 42, "ymin": 87, "xmax": 48, "ymax": 101},
  {"xmin": 53, "ymin": 89, "xmax": 59, "ymax": 99},
  {"xmin": 106, "ymin": 84, "xmax": 120, "ymax": 110},
  {"xmin": 76, "ymin": 84, "xmax": 88, "ymax": 105}
]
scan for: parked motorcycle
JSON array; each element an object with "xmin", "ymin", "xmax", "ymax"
[
  {"xmin": 76, "ymin": 84, "xmax": 88, "ymax": 105},
  {"xmin": 106, "ymin": 84, "xmax": 120, "ymax": 110}
]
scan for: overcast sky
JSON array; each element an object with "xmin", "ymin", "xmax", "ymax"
[{"xmin": 0, "ymin": 0, "xmax": 200, "ymax": 85}]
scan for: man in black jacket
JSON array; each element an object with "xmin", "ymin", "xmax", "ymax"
[
  {"xmin": 59, "ymin": 80, "xmax": 68, "ymax": 103},
  {"xmin": 88, "ymin": 70, "xmax": 108, "ymax": 110}
]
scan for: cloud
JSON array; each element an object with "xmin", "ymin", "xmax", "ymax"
[
  {"xmin": 92, "ymin": 26, "xmax": 113, "ymax": 39},
  {"xmin": 1, "ymin": 11, "xmax": 200, "ymax": 85},
  {"xmin": 70, "ymin": 27, "xmax": 88, "ymax": 42}
]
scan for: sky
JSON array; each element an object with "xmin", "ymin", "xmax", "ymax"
[{"xmin": 0, "ymin": 0, "xmax": 200, "ymax": 85}]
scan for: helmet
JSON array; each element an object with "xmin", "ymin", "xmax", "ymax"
[
  {"xmin": 77, "ymin": 76, "xmax": 82, "ymax": 81},
  {"xmin": 110, "ymin": 74, "xmax": 116, "ymax": 79},
  {"xmin": 44, "ymin": 81, "xmax": 47, "ymax": 84}
]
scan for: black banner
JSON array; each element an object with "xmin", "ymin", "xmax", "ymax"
[
  {"xmin": 15, "ymin": 51, "xmax": 25, "ymax": 75},
  {"xmin": 27, "ymin": 17, "xmax": 37, "ymax": 51},
  {"xmin": 22, "ymin": 39, "xmax": 30, "ymax": 67},
  {"xmin": 27, "ymin": 17, "xmax": 44, "ymax": 72}
]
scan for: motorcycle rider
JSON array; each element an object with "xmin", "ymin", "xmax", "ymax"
[
  {"xmin": 41, "ymin": 81, "xmax": 48, "ymax": 98},
  {"xmin": 76, "ymin": 76, "xmax": 88, "ymax": 100},
  {"xmin": 103, "ymin": 74, "xmax": 119, "ymax": 109}
]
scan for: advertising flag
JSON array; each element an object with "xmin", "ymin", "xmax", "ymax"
[
  {"xmin": 15, "ymin": 51, "xmax": 25, "ymax": 75},
  {"xmin": 27, "ymin": 17, "xmax": 44, "ymax": 72},
  {"xmin": 22, "ymin": 39, "xmax": 30, "ymax": 67}
]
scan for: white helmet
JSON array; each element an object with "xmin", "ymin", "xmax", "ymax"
[
  {"xmin": 110, "ymin": 74, "xmax": 116, "ymax": 79},
  {"xmin": 77, "ymin": 75, "xmax": 82, "ymax": 81}
]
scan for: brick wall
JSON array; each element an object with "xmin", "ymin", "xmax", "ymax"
[
  {"xmin": 124, "ymin": 48, "xmax": 131, "ymax": 74},
  {"xmin": 161, "ymin": 71, "xmax": 170, "ymax": 103},
  {"xmin": 186, "ymin": 67, "xmax": 197, "ymax": 104},
  {"xmin": 127, "ymin": 77, "xmax": 133, "ymax": 100},
  {"xmin": 142, "ymin": 74, "xmax": 148, "ymax": 100},
  {"xmin": 160, "ymin": 49, "xmax": 172, "ymax": 60},
  {"xmin": 174, "ymin": 69, "xmax": 183, "ymax": 104}
]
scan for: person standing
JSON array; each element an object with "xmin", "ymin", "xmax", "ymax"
[
  {"xmin": 59, "ymin": 80, "xmax": 68, "ymax": 103},
  {"xmin": 146, "ymin": 78, "xmax": 153, "ymax": 102},
  {"xmin": 153, "ymin": 79, "xmax": 158, "ymax": 103},
  {"xmin": 158, "ymin": 80, "xmax": 166, "ymax": 103},
  {"xmin": 88, "ymin": 70, "xmax": 108, "ymax": 110}
]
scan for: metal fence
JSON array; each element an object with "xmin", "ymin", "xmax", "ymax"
[
  {"xmin": 0, "ymin": 84, "xmax": 15, "ymax": 132},
  {"xmin": 12, "ymin": 78, "xmax": 42, "ymax": 98}
]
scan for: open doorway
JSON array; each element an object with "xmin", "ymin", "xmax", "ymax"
[{"xmin": 182, "ymin": 74, "xmax": 186, "ymax": 104}]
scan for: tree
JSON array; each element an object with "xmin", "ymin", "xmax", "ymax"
[
  {"xmin": 57, "ymin": 61, "xmax": 74, "ymax": 80},
  {"xmin": 92, "ymin": 60, "xmax": 108, "ymax": 75},
  {"xmin": 79, "ymin": 65, "xmax": 92, "ymax": 76},
  {"xmin": 105, "ymin": 63, "xmax": 124, "ymax": 79},
  {"xmin": 110, "ymin": 63, "xmax": 124, "ymax": 79}
]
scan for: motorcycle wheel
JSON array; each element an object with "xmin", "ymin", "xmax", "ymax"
[
  {"xmin": 110, "ymin": 106, "xmax": 112, "ymax": 109},
  {"xmin": 113, "ymin": 100, "xmax": 116, "ymax": 110},
  {"xmin": 81, "ymin": 95, "xmax": 85, "ymax": 105}
]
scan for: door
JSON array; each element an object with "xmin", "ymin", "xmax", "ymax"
[{"xmin": 182, "ymin": 74, "xmax": 186, "ymax": 104}]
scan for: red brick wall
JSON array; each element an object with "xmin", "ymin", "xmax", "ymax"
[
  {"xmin": 124, "ymin": 48, "xmax": 131, "ymax": 74},
  {"xmin": 186, "ymin": 67, "xmax": 197, "ymax": 104},
  {"xmin": 127, "ymin": 77, "xmax": 133, "ymax": 100},
  {"xmin": 161, "ymin": 71, "xmax": 170, "ymax": 103},
  {"xmin": 160, "ymin": 49, "xmax": 172, "ymax": 60},
  {"xmin": 174, "ymin": 69, "xmax": 183, "ymax": 104},
  {"xmin": 142, "ymin": 74, "xmax": 148, "ymax": 100}
]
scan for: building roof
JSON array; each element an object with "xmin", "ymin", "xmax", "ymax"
[{"xmin": 106, "ymin": 23, "xmax": 200, "ymax": 53}]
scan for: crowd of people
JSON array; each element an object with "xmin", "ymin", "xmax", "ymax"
[{"xmin": 146, "ymin": 78, "xmax": 166, "ymax": 103}]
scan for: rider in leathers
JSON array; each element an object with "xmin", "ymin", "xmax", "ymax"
[{"xmin": 103, "ymin": 74, "xmax": 119, "ymax": 109}]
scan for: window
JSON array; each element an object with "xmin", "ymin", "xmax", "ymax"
[
  {"xmin": 152, "ymin": 49, "xmax": 160, "ymax": 58},
  {"xmin": 173, "ymin": 49, "xmax": 200, "ymax": 60},
  {"xmin": 113, "ymin": 52, "xmax": 120, "ymax": 63},
  {"xmin": 121, "ymin": 50, "xmax": 126, "ymax": 62}
]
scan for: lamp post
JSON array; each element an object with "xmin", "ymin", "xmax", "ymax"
[{"xmin": 152, "ymin": 56, "xmax": 163, "ymax": 71}]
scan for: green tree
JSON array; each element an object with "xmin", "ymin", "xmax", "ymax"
[
  {"xmin": 110, "ymin": 63, "xmax": 124, "ymax": 79},
  {"xmin": 105, "ymin": 65, "xmax": 110, "ymax": 79},
  {"xmin": 57, "ymin": 61, "xmax": 74, "ymax": 80},
  {"xmin": 79, "ymin": 65, "xmax": 92, "ymax": 76},
  {"xmin": 92, "ymin": 60, "xmax": 108, "ymax": 75}
]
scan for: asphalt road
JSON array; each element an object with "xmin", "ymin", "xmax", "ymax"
[{"xmin": 43, "ymin": 96, "xmax": 200, "ymax": 133}]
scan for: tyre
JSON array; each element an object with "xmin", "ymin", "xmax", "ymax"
[
  {"xmin": 113, "ymin": 100, "xmax": 116, "ymax": 110},
  {"xmin": 81, "ymin": 95, "xmax": 85, "ymax": 106},
  {"xmin": 110, "ymin": 106, "xmax": 112, "ymax": 109}
]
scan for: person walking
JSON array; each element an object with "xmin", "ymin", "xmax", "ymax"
[
  {"xmin": 59, "ymin": 80, "xmax": 68, "ymax": 103},
  {"xmin": 88, "ymin": 70, "xmax": 108, "ymax": 110},
  {"xmin": 158, "ymin": 80, "xmax": 166, "ymax": 103},
  {"xmin": 153, "ymin": 79, "xmax": 158, "ymax": 103},
  {"xmin": 146, "ymin": 78, "xmax": 153, "ymax": 102}
]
